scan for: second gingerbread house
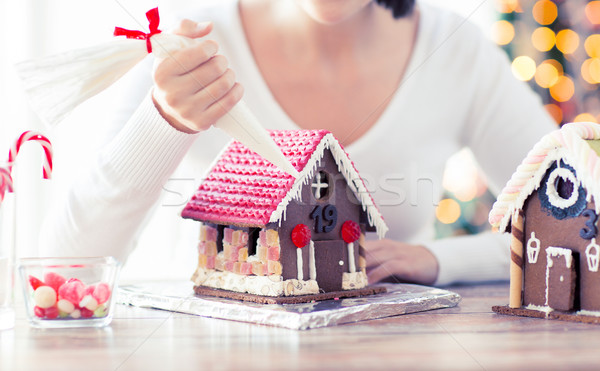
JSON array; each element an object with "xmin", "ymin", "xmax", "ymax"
[{"xmin": 490, "ymin": 122, "xmax": 600, "ymax": 322}]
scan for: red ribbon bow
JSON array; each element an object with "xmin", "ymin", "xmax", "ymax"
[{"xmin": 113, "ymin": 7, "xmax": 162, "ymax": 53}]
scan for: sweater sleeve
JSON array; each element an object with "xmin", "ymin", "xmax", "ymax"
[
  {"xmin": 427, "ymin": 232, "xmax": 511, "ymax": 286},
  {"xmin": 39, "ymin": 92, "xmax": 198, "ymax": 262},
  {"xmin": 426, "ymin": 19, "xmax": 557, "ymax": 286}
]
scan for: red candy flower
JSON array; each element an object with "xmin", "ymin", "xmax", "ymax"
[
  {"xmin": 341, "ymin": 220, "xmax": 360, "ymax": 243},
  {"xmin": 291, "ymin": 224, "xmax": 311, "ymax": 248}
]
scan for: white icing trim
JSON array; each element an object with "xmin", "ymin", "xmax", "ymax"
[
  {"xmin": 309, "ymin": 240, "xmax": 316, "ymax": 280},
  {"xmin": 525, "ymin": 304, "xmax": 553, "ymax": 315},
  {"xmin": 348, "ymin": 242, "xmax": 356, "ymax": 273},
  {"xmin": 545, "ymin": 246, "xmax": 573, "ymax": 307},
  {"xmin": 546, "ymin": 246, "xmax": 574, "ymax": 269},
  {"xmin": 545, "ymin": 167, "xmax": 579, "ymax": 208},
  {"xmin": 586, "ymin": 238, "xmax": 600, "ymax": 272},
  {"xmin": 494, "ymin": 149, "xmax": 573, "ymax": 232},
  {"xmin": 577, "ymin": 309, "xmax": 600, "ymax": 317},
  {"xmin": 489, "ymin": 122, "xmax": 600, "ymax": 231},
  {"xmin": 527, "ymin": 232, "xmax": 541, "ymax": 264},
  {"xmin": 296, "ymin": 247, "xmax": 304, "ymax": 281},
  {"xmin": 269, "ymin": 134, "xmax": 388, "ymax": 239}
]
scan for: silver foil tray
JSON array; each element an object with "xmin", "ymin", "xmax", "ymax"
[{"xmin": 117, "ymin": 282, "xmax": 461, "ymax": 330}]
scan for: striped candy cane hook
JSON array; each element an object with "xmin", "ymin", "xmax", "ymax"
[
  {"xmin": 0, "ymin": 167, "xmax": 13, "ymax": 203},
  {"xmin": 7, "ymin": 131, "xmax": 53, "ymax": 181}
]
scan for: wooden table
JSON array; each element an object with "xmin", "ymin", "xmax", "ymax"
[{"xmin": 2, "ymin": 282, "xmax": 600, "ymax": 370}]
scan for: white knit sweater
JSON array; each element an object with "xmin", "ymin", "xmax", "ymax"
[{"xmin": 40, "ymin": 0, "xmax": 557, "ymax": 285}]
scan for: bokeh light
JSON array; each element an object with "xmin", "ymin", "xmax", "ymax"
[
  {"xmin": 549, "ymin": 75, "xmax": 575, "ymax": 102},
  {"xmin": 535, "ymin": 62, "xmax": 559, "ymax": 88},
  {"xmin": 585, "ymin": 34, "xmax": 600, "ymax": 58},
  {"xmin": 492, "ymin": 20, "xmax": 515, "ymax": 45},
  {"xmin": 511, "ymin": 56, "xmax": 536, "ymax": 81},
  {"xmin": 531, "ymin": 27, "xmax": 555, "ymax": 52},
  {"xmin": 439, "ymin": 1, "xmax": 600, "ymax": 238},
  {"xmin": 574, "ymin": 113, "xmax": 598, "ymax": 123},
  {"xmin": 543, "ymin": 59, "xmax": 564, "ymax": 75},
  {"xmin": 436, "ymin": 199, "xmax": 461, "ymax": 225},
  {"xmin": 591, "ymin": 59, "xmax": 600, "ymax": 83},
  {"xmin": 454, "ymin": 185, "xmax": 478, "ymax": 203},
  {"xmin": 496, "ymin": 0, "xmax": 522, "ymax": 13},
  {"xmin": 556, "ymin": 29, "xmax": 580, "ymax": 54},
  {"xmin": 586, "ymin": 1, "xmax": 600, "ymax": 25},
  {"xmin": 532, "ymin": 0, "xmax": 558, "ymax": 25},
  {"xmin": 581, "ymin": 58, "xmax": 600, "ymax": 84},
  {"xmin": 545, "ymin": 103, "xmax": 563, "ymax": 124}
]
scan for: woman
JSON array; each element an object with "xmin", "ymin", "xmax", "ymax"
[{"xmin": 42, "ymin": 0, "xmax": 556, "ymax": 285}]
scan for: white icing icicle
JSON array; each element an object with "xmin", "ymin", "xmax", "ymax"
[
  {"xmin": 546, "ymin": 246, "xmax": 574, "ymax": 269},
  {"xmin": 347, "ymin": 242, "xmax": 356, "ymax": 273},
  {"xmin": 296, "ymin": 248, "xmax": 304, "ymax": 281},
  {"xmin": 269, "ymin": 133, "xmax": 388, "ymax": 238},
  {"xmin": 489, "ymin": 122, "xmax": 600, "ymax": 232},
  {"xmin": 309, "ymin": 240, "xmax": 316, "ymax": 280}
]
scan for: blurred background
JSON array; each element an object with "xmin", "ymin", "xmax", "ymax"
[
  {"xmin": 435, "ymin": 0, "xmax": 600, "ymax": 239},
  {"xmin": 0, "ymin": 0, "xmax": 597, "ymax": 279}
]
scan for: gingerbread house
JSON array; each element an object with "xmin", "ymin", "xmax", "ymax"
[
  {"xmin": 489, "ymin": 122, "xmax": 600, "ymax": 323},
  {"xmin": 182, "ymin": 130, "xmax": 388, "ymax": 302}
]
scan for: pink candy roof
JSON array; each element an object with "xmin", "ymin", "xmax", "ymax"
[{"xmin": 182, "ymin": 130, "xmax": 342, "ymax": 227}]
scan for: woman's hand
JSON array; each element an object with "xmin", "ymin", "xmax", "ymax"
[
  {"xmin": 152, "ymin": 19, "xmax": 244, "ymax": 133},
  {"xmin": 363, "ymin": 239, "xmax": 439, "ymax": 285}
]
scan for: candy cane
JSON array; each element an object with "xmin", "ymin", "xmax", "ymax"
[
  {"xmin": 0, "ymin": 167, "xmax": 13, "ymax": 204},
  {"xmin": 7, "ymin": 131, "xmax": 53, "ymax": 181}
]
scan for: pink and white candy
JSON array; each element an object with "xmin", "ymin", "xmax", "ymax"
[{"xmin": 7, "ymin": 131, "xmax": 53, "ymax": 180}]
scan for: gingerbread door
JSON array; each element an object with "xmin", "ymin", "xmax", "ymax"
[
  {"xmin": 314, "ymin": 240, "xmax": 346, "ymax": 292},
  {"xmin": 545, "ymin": 247, "xmax": 577, "ymax": 311}
]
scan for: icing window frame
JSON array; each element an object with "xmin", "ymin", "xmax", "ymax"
[
  {"xmin": 546, "ymin": 167, "xmax": 578, "ymax": 208},
  {"xmin": 311, "ymin": 170, "xmax": 332, "ymax": 201},
  {"xmin": 538, "ymin": 161, "xmax": 587, "ymax": 220}
]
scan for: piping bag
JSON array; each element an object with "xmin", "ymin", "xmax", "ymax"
[{"xmin": 15, "ymin": 8, "xmax": 299, "ymax": 178}]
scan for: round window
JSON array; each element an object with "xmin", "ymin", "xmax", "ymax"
[{"xmin": 538, "ymin": 161, "xmax": 586, "ymax": 220}]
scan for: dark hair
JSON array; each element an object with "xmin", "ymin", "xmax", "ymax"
[{"xmin": 375, "ymin": 0, "xmax": 416, "ymax": 18}]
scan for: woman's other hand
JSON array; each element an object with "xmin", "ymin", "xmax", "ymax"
[
  {"xmin": 364, "ymin": 239, "xmax": 439, "ymax": 285},
  {"xmin": 152, "ymin": 19, "xmax": 244, "ymax": 133}
]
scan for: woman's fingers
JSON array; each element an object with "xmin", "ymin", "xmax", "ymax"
[
  {"xmin": 154, "ymin": 40, "xmax": 219, "ymax": 77},
  {"xmin": 173, "ymin": 19, "xmax": 213, "ymax": 39},
  {"xmin": 152, "ymin": 19, "xmax": 243, "ymax": 133},
  {"xmin": 363, "ymin": 239, "xmax": 439, "ymax": 285}
]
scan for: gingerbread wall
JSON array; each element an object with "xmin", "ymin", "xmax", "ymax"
[
  {"xmin": 523, "ymin": 189, "xmax": 600, "ymax": 311},
  {"xmin": 277, "ymin": 149, "xmax": 364, "ymax": 288}
]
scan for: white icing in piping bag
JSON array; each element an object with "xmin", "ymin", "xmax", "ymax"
[
  {"xmin": 15, "ymin": 8, "xmax": 299, "ymax": 178},
  {"xmin": 213, "ymin": 101, "xmax": 299, "ymax": 177}
]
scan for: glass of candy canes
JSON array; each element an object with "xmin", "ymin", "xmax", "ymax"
[{"xmin": 18, "ymin": 257, "xmax": 121, "ymax": 328}]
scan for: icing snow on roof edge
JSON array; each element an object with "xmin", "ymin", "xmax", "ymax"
[
  {"xmin": 269, "ymin": 133, "xmax": 389, "ymax": 239},
  {"xmin": 489, "ymin": 122, "xmax": 600, "ymax": 232}
]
